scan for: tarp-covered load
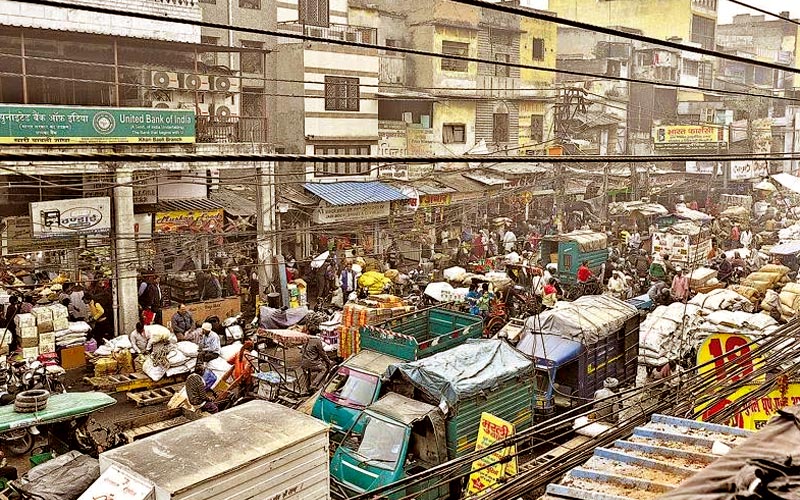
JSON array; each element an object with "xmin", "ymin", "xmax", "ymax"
[
  {"xmin": 542, "ymin": 230, "xmax": 607, "ymax": 253},
  {"xmin": 521, "ymin": 295, "xmax": 638, "ymax": 344},
  {"xmin": 608, "ymin": 201, "xmax": 669, "ymax": 217},
  {"xmin": 387, "ymin": 339, "xmax": 534, "ymax": 412}
]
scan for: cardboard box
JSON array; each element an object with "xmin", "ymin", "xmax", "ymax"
[
  {"xmin": 20, "ymin": 337, "xmax": 38, "ymax": 348},
  {"xmin": 31, "ymin": 307, "xmax": 53, "ymax": 324},
  {"xmin": 59, "ymin": 344, "xmax": 86, "ymax": 369},
  {"xmin": 21, "ymin": 347, "xmax": 39, "ymax": 359},
  {"xmin": 20, "ymin": 326, "xmax": 38, "ymax": 339},
  {"xmin": 38, "ymin": 332, "xmax": 55, "ymax": 345},
  {"xmin": 37, "ymin": 320, "xmax": 54, "ymax": 334},
  {"xmin": 48, "ymin": 303, "xmax": 69, "ymax": 320},
  {"xmin": 52, "ymin": 317, "xmax": 69, "ymax": 332},
  {"xmin": 38, "ymin": 342, "xmax": 55, "ymax": 355},
  {"xmin": 14, "ymin": 314, "xmax": 35, "ymax": 328},
  {"xmin": 0, "ymin": 329, "xmax": 11, "ymax": 345}
]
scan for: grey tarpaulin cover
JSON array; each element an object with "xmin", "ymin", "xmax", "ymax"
[
  {"xmin": 522, "ymin": 294, "xmax": 637, "ymax": 344},
  {"xmin": 15, "ymin": 450, "xmax": 100, "ymax": 500},
  {"xmin": 258, "ymin": 305, "xmax": 309, "ymax": 329},
  {"xmin": 386, "ymin": 339, "xmax": 534, "ymax": 413},
  {"xmin": 661, "ymin": 406, "xmax": 800, "ymax": 500}
]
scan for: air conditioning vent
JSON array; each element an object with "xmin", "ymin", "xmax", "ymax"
[{"xmin": 151, "ymin": 71, "xmax": 179, "ymax": 89}]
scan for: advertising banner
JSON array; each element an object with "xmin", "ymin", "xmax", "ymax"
[
  {"xmin": 0, "ymin": 104, "xmax": 195, "ymax": 145},
  {"xmin": 466, "ymin": 412, "xmax": 518, "ymax": 497},
  {"xmin": 313, "ymin": 202, "xmax": 390, "ymax": 224},
  {"xmin": 653, "ymin": 125, "xmax": 728, "ymax": 150},
  {"xmin": 30, "ymin": 197, "xmax": 112, "ymax": 238},
  {"xmin": 154, "ymin": 209, "xmax": 224, "ymax": 233}
]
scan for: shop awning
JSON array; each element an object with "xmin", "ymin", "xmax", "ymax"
[
  {"xmin": 436, "ymin": 173, "xmax": 487, "ymax": 193},
  {"xmin": 280, "ymin": 185, "xmax": 318, "ymax": 207},
  {"xmin": 303, "ymin": 181, "xmax": 409, "ymax": 206},
  {"xmin": 155, "ymin": 198, "xmax": 225, "ymax": 212},
  {"xmin": 210, "ymin": 187, "xmax": 257, "ymax": 217},
  {"xmin": 463, "ymin": 172, "xmax": 509, "ymax": 186},
  {"xmin": 409, "ymin": 181, "xmax": 456, "ymax": 195},
  {"xmin": 772, "ymin": 173, "xmax": 800, "ymax": 194}
]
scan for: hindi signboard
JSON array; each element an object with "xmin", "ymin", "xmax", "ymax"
[
  {"xmin": 653, "ymin": 125, "xmax": 728, "ymax": 150},
  {"xmin": 30, "ymin": 197, "xmax": 112, "ymax": 238},
  {"xmin": 0, "ymin": 104, "xmax": 195, "ymax": 145},
  {"xmin": 313, "ymin": 202, "xmax": 391, "ymax": 224},
  {"xmin": 466, "ymin": 412, "xmax": 518, "ymax": 497}
]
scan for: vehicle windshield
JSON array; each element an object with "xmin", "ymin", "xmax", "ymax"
[
  {"xmin": 343, "ymin": 415, "xmax": 406, "ymax": 470},
  {"xmin": 323, "ymin": 366, "xmax": 379, "ymax": 409}
]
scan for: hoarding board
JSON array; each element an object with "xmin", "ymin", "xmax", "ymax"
[
  {"xmin": 653, "ymin": 125, "xmax": 728, "ymax": 150},
  {"xmin": 30, "ymin": 197, "xmax": 112, "ymax": 238}
]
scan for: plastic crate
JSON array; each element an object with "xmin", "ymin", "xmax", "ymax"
[{"xmin": 29, "ymin": 451, "xmax": 54, "ymax": 468}]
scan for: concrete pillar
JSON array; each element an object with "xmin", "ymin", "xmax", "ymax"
[{"xmin": 113, "ymin": 165, "xmax": 139, "ymax": 336}]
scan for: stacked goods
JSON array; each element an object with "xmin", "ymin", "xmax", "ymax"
[
  {"xmin": 689, "ymin": 288, "xmax": 755, "ymax": 313},
  {"xmin": 689, "ymin": 268, "xmax": 718, "ymax": 288},
  {"xmin": 15, "ymin": 313, "xmax": 38, "ymax": 359},
  {"xmin": 358, "ymin": 271, "xmax": 392, "ymax": 295},
  {"xmin": 339, "ymin": 303, "xmax": 413, "ymax": 358},
  {"xmin": 779, "ymin": 282, "xmax": 800, "ymax": 311},
  {"xmin": 727, "ymin": 284, "xmax": 761, "ymax": 304},
  {"xmin": 742, "ymin": 264, "xmax": 792, "ymax": 294}
]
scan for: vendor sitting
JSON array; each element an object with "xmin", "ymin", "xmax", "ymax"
[
  {"xmin": 198, "ymin": 322, "xmax": 221, "ymax": 363},
  {"xmin": 170, "ymin": 304, "xmax": 194, "ymax": 340},
  {"xmin": 129, "ymin": 322, "xmax": 149, "ymax": 354},
  {"xmin": 185, "ymin": 363, "xmax": 218, "ymax": 413}
]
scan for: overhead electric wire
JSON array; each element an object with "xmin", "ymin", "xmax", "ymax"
[{"xmin": 13, "ymin": 0, "xmax": 800, "ymax": 104}]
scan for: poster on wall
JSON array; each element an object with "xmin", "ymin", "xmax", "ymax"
[
  {"xmin": 154, "ymin": 209, "xmax": 224, "ymax": 233},
  {"xmin": 30, "ymin": 197, "xmax": 112, "ymax": 239}
]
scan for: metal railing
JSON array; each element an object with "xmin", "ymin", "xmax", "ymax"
[
  {"xmin": 278, "ymin": 22, "xmax": 378, "ymax": 45},
  {"xmin": 196, "ymin": 116, "xmax": 268, "ymax": 143}
]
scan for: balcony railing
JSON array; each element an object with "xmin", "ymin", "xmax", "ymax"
[
  {"xmin": 278, "ymin": 22, "xmax": 378, "ymax": 45},
  {"xmin": 196, "ymin": 116, "xmax": 268, "ymax": 143}
]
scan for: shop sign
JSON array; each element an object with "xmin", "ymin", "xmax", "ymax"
[
  {"xmin": 4, "ymin": 217, "xmax": 73, "ymax": 253},
  {"xmin": 313, "ymin": 202, "xmax": 390, "ymax": 224},
  {"xmin": 133, "ymin": 172, "xmax": 158, "ymax": 205},
  {"xmin": 0, "ymin": 104, "xmax": 195, "ymax": 145},
  {"xmin": 466, "ymin": 412, "xmax": 518, "ymax": 496},
  {"xmin": 30, "ymin": 197, "xmax": 111, "ymax": 238},
  {"xmin": 697, "ymin": 384, "xmax": 800, "ymax": 430},
  {"xmin": 407, "ymin": 127, "xmax": 435, "ymax": 155},
  {"xmin": 419, "ymin": 193, "xmax": 451, "ymax": 208},
  {"xmin": 696, "ymin": 333, "xmax": 764, "ymax": 384},
  {"xmin": 653, "ymin": 125, "xmax": 728, "ymax": 150},
  {"xmin": 155, "ymin": 209, "xmax": 224, "ymax": 233},
  {"xmin": 729, "ymin": 160, "xmax": 768, "ymax": 181},
  {"xmin": 685, "ymin": 161, "xmax": 722, "ymax": 176}
]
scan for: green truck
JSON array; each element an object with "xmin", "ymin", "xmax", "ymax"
[
  {"xmin": 329, "ymin": 339, "xmax": 536, "ymax": 499},
  {"xmin": 540, "ymin": 229, "xmax": 609, "ymax": 284},
  {"xmin": 311, "ymin": 306, "xmax": 483, "ymax": 441}
]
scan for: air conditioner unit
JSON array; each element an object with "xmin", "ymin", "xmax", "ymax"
[
  {"xmin": 151, "ymin": 101, "xmax": 179, "ymax": 109},
  {"xmin": 182, "ymin": 73, "xmax": 210, "ymax": 91},
  {"xmin": 210, "ymin": 75, "xmax": 241, "ymax": 94},
  {"xmin": 151, "ymin": 70, "xmax": 180, "ymax": 89}
]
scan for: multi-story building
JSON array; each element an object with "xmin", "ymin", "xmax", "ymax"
[{"xmin": 0, "ymin": 0, "xmax": 277, "ymax": 335}]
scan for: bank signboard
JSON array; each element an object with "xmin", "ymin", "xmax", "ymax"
[
  {"xmin": 30, "ymin": 197, "xmax": 112, "ymax": 238},
  {"xmin": 653, "ymin": 125, "xmax": 728, "ymax": 150},
  {"xmin": 0, "ymin": 104, "xmax": 195, "ymax": 145}
]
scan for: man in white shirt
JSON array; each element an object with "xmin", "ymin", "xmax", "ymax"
[{"xmin": 502, "ymin": 228, "xmax": 517, "ymax": 253}]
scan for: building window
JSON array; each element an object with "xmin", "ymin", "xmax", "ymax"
[
  {"xmin": 385, "ymin": 39, "xmax": 402, "ymax": 48},
  {"xmin": 494, "ymin": 53, "xmax": 510, "ymax": 77},
  {"xmin": 490, "ymin": 29, "xmax": 513, "ymax": 47},
  {"xmin": 314, "ymin": 145, "xmax": 371, "ymax": 176},
  {"xmin": 530, "ymin": 115, "xmax": 544, "ymax": 144},
  {"xmin": 493, "ymin": 113, "xmax": 509, "ymax": 143},
  {"xmin": 200, "ymin": 36, "xmax": 220, "ymax": 66},
  {"xmin": 325, "ymin": 76, "xmax": 360, "ymax": 111},
  {"xmin": 299, "ymin": 0, "xmax": 330, "ymax": 28},
  {"xmin": 443, "ymin": 124, "xmax": 466, "ymax": 144},
  {"xmin": 441, "ymin": 40, "xmax": 469, "ymax": 72},
  {"xmin": 691, "ymin": 14, "xmax": 715, "ymax": 50},
  {"xmin": 240, "ymin": 40, "xmax": 264, "ymax": 74},
  {"xmin": 683, "ymin": 59, "xmax": 700, "ymax": 77},
  {"xmin": 239, "ymin": 0, "xmax": 260, "ymax": 8},
  {"xmin": 532, "ymin": 38, "xmax": 545, "ymax": 61}
]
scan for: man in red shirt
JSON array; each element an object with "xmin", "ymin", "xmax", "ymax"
[{"xmin": 577, "ymin": 261, "xmax": 593, "ymax": 283}]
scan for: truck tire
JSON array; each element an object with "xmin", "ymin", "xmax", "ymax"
[{"xmin": 14, "ymin": 389, "xmax": 49, "ymax": 413}]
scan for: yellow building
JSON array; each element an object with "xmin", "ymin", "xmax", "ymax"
[
  {"xmin": 548, "ymin": 0, "xmax": 717, "ymax": 49},
  {"xmin": 517, "ymin": 7, "xmax": 558, "ymax": 155}
]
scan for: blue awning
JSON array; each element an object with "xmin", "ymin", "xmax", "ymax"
[{"xmin": 303, "ymin": 181, "xmax": 409, "ymax": 206}]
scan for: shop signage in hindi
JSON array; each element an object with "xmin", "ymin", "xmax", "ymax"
[
  {"xmin": 729, "ymin": 160, "xmax": 768, "ymax": 181},
  {"xmin": 697, "ymin": 384, "xmax": 800, "ymax": 431},
  {"xmin": 30, "ymin": 197, "xmax": 112, "ymax": 238},
  {"xmin": 133, "ymin": 172, "xmax": 158, "ymax": 204},
  {"xmin": 4, "ymin": 216, "xmax": 74, "ymax": 253},
  {"xmin": 466, "ymin": 412, "xmax": 518, "ymax": 496},
  {"xmin": 155, "ymin": 209, "xmax": 224, "ymax": 233},
  {"xmin": 313, "ymin": 202, "xmax": 391, "ymax": 224},
  {"xmin": 0, "ymin": 104, "xmax": 195, "ymax": 145},
  {"xmin": 419, "ymin": 193, "xmax": 451, "ymax": 208},
  {"xmin": 653, "ymin": 125, "xmax": 728, "ymax": 149}
]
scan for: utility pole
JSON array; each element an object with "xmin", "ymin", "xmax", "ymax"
[
  {"xmin": 255, "ymin": 156, "xmax": 277, "ymax": 298},
  {"xmin": 553, "ymin": 87, "xmax": 587, "ymax": 231},
  {"xmin": 113, "ymin": 164, "xmax": 139, "ymax": 336}
]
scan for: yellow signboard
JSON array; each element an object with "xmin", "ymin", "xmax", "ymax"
[
  {"xmin": 653, "ymin": 125, "xmax": 728, "ymax": 149},
  {"xmin": 697, "ymin": 384, "xmax": 800, "ymax": 430},
  {"xmin": 154, "ymin": 209, "xmax": 224, "ymax": 233},
  {"xmin": 696, "ymin": 333, "xmax": 764, "ymax": 384},
  {"xmin": 466, "ymin": 412, "xmax": 518, "ymax": 497}
]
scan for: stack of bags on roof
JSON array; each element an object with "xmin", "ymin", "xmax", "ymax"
[{"xmin": 741, "ymin": 264, "xmax": 791, "ymax": 294}]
